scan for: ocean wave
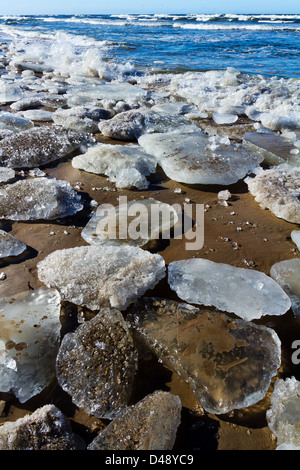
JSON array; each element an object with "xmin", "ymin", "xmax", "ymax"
[{"xmin": 173, "ymin": 22, "xmax": 300, "ymax": 31}]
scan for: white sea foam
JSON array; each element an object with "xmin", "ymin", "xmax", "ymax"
[
  {"xmin": 173, "ymin": 23, "xmax": 300, "ymax": 31},
  {"xmin": 3, "ymin": 29, "xmax": 134, "ymax": 81}
]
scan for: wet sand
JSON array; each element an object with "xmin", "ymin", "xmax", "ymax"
[{"xmin": 0, "ymin": 121, "xmax": 299, "ymax": 450}]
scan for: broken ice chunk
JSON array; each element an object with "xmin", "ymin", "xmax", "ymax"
[
  {"xmin": 266, "ymin": 377, "xmax": 300, "ymax": 449},
  {"xmin": 218, "ymin": 190, "xmax": 231, "ymax": 201},
  {"xmin": 168, "ymin": 258, "xmax": 291, "ymax": 321},
  {"xmin": 18, "ymin": 109, "xmax": 54, "ymax": 122},
  {"xmin": 244, "ymin": 132, "xmax": 300, "ymax": 167},
  {"xmin": 53, "ymin": 106, "xmax": 111, "ymax": 133},
  {"xmin": 0, "ymin": 287, "xmax": 61, "ymax": 403},
  {"xmin": 0, "ymin": 177, "xmax": 83, "ymax": 220},
  {"xmin": 56, "ymin": 308, "xmax": 138, "ymax": 419},
  {"xmin": 291, "ymin": 231, "xmax": 300, "ymax": 251},
  {"xmin": 37, "ymin": 245, "xmax": 166, "ymax": 311},
  {"xmin": 0, "ymin": 405, "xmax": 86, "ymax": 450},
  {"xmin": 0, "ymin": 125, "xmax": 85, "ymax": 168},
  {"xmin": 0, "ymin": 166, "xmax": 15, "ymax": 183},
  {"xmin": 72, "ymin": 143, "xmax": 157, "ymax": 189},
  {"xmin": 0, "ymin": 229, "xmax": 26, "ymax": 258},
  {"xmin": 81, "ymin": 198, "xmax": 178, "ymax": 247},
  {"xmin": 212, "ymin": 113, "xmax": 238, "ymax": 125},
  {"xmin": 88, "ymin": 390, "xmax": 182, "ymax": 450},
  {"xmin": 128, "ymin": 298, "xmax": 281, "ymax": 415},
  {"xmin": 0, "ymin": 111, "xmax": 33, "ymax": 133},
  {"xmin": 270, "ymin": 259, "xmax": 300, "ymax": 318},
  {"xmin": 245, "ymin": 165, "xmax": 300, "ymax": 224},
  {"xmin": 138, "ymin": 131, "xmax": 263, "ymax": 185}
]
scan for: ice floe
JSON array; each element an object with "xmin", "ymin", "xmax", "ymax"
[
  {"xmin": 245, "ymin": 165, "xmax": 300, "ymax": 224},
  {"xmin": 244, "ymin": 132, "xmax": 300, "ymax": 167},
  {"xmin": 270, "ymin": 259, "xmax": 300, "ymax": 318},
  {"xmin": 37, "ymin": 245, "xmax": 166, "ymax": 311},
  {"xmin": 0, "ymin": 405, "xmax": 85, "ymax": 450},
  {"xmin": 81, "ymin": 198, "xmax": 178, "ymax": 246},
  {"xmin": 72, "ymin": 143, "xmax": 157, "ymax": 189},
  {"xmin": 56, "ymin": 308, "xmax": 138, "ymax": 419},
  {"xmin": 0, "ymin": 229, "xmax": 26, "ymax": 258},
  {"xmin": 266, "ymin": 377, "xmax": 300, "ymax": 450},
  {"xmin": 138, "ymin": 131, "xmax": 263, "ymax": 185},
  {"xmin": 0, "ymin": 177, "xmax": 83, "ymax": 220},
  {"xmin": 129, "ymin": 298, "xmax": 281, "ymax": 414},
  {"xmin": 0, "ymin": 125, "xmax": 85, "ymax": 168},
  {"xmin": 0, "ymin": 111, "xmax": 33, "ymax": 132},
  {"xmin": 88, "ymin": 390, "xmax": 182, "ymax": 450},
  {"xmin": 0, "ymin": 287, "xmax": 61, "ymax": 403},
  {"xmin": 0, "ymin": 166, "xmax": 15, "ymax": 183},
  {"xmin": 168, "ymin": 258, "xmax": 291, "ymax": 321}
]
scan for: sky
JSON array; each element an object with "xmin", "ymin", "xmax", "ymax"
[{"xmin": 0, "ymin": 0, "xmax": 299, "ymax": 16}]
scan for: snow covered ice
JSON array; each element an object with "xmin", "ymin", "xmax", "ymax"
[
  {"xmin": 72, "ymin": 142, "xmax": 157, "ymax": 189},
  {"xmin": 88, "ymin": 390, "xmax": 182, "ymax": 450},
  {"xmin": 81, "ymin": 198, "xmax": 178, "ymax": 247},
  {"xmin": 129, "ymin": 298, "xmax": 281, "ymax": 415},
  {"xmin": 0, "ymin": 287, "xmax": 61, "ymax": 403},
  {"xmin": 0, "ymin": 229, "xmax": 26, "ymax": 258},
  {"xmin": 37, "ymin": 245, "xmax": 166, "ymax": 311},
  {"xmin": 0, "ymin": 125, "xmax": 85, "ymax": 168},
  {"xmin": 246, "ymin": 165, "xmax": 300, "ymax": 224},
  {"xmin": 0, "ymin": 177, "xmax": 83, "ymax": 220},
  {"xmin": 168, "ymin": 258, "xmax": 291, "ymax": 321},
  {"xmin": 0, "ymin": 405, "xmax": 85, "ymax": 450},
  {"xmin": 266, "ymin": 377, "xmax": 300, "ymax": 450},
  {"xmin": 270, "ymin": 259, "xmax": 300, "ymax": 318},
  {"xmin": 138, "ymin": 131, "xmax": 263, "ymax": 185},
  {"xmin": 56, "ymin": 308, "xmax": 138, "ymax": 419}
]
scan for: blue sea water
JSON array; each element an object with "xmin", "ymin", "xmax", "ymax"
[{"xmin": 0, "ymin": 13, "xmax": 299, "ymax": 79}]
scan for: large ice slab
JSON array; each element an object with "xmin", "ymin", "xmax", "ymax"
[
  {"xmin": 88, "ymin": 391, "xmax": 182, "ymax": 450},
  {"xmin": 0, "ymin": 177, "xmax": 83, "ymax": 220},
  {"xmin": 81, "ymin": 198, "xmax": 178, "ymax": 247},
  {"xmin": 138, "ymin": 131, "xmax": 263, "ymax": 185},
  {"xmin": 0, "ymin": 229, "xmax": 26, "ymax": 258},
  {"xmin": 0, "ymin": 125, "xmax": 84, "ymax": 168},
  {"xmin": 72, "ymin": 143, "xmax": 157, "ymax": 189},
  {"xmin": 270, "ymin": 259, "xmax": 300, "ymax": 318},
  {"xmin": 245, "ymin": 165, "xmax": 300, "ymax": 224},
  {"xmin": 0, "ymin": 405, "xmax": 86, "ymax": 450},
  {"xmin": 244, "ymin": 132, "xmax": 300, "ymax": 167},
  {"xmin": 0, "ymin": 287, "xmax": 61, "ymax": 403},
  {"xmin": 168, "ymin": 258, "xmax": 291, "ymax": 321},
  {"xmin": 266, "ymin": 377, "xmax": 300, "ymax": 449},
  {"xmin": 37, "ymin": 245, "xmax": 166, "ymax": 311},
  {"xmin": 128, "ymin": 298, "xmax": 281, "ymax": 415},
  {"xmin": 56, "ymin": 308, "xmax": 138, "ymax": 419}
]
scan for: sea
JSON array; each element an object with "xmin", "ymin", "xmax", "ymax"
[{"xmin": 0, "ymin": 13, "xmax": 299, "ymax": 79}]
